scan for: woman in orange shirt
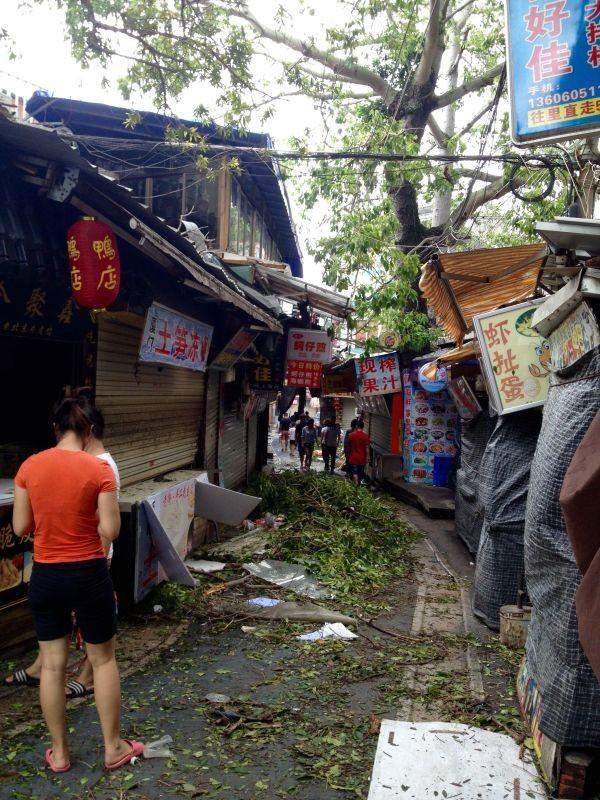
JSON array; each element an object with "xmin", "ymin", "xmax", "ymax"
[{"xmin": 12, "ymin": 398, "xmax": 143, "ymax": 773}]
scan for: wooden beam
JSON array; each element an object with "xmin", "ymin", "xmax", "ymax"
[{"xmin": 217, "ymin": 159, "xmax": 231, "ymax": 252}]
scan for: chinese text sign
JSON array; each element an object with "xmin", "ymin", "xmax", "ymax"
[
  {"xmin": 355, "ymin": 353, "xmax": 402, "ymax": 396},
  {"xmin": 139, "ymin": 303, "xmax": 213, "ymax": 372},
  {"xmin": 506, "ymin": 0, "xmax": 600, "ymax": 143},
  {"xmin": 474, "ymin": 300, "xmax": 550, "ymax": 415},
  {"xmin": 285, "ymin": 328, "xmax": 332, "ymax": 388}
]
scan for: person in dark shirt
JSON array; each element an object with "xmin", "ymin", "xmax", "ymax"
[{"xmin": 295, "ymin": 417, "xmax": 306, "ymax": 466}]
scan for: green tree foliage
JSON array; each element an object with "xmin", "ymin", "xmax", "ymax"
[{"xmin": 42, "ymin": 0, "xmax": 569, "ymax": 348}]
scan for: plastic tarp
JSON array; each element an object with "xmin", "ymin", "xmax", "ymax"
[
  {"xmin": 367, "ymin": 721, "xmax": 546, "ymax": 800},
  {"xmin": 472, "ymin": 409, "xmax": 542, "ymax": 630},
  {"xmin": 242, "ymin": 559, "xmax": 331, "ymax": 599},
  {"xmin": 454, "ymin": 411, "xmax": 495, "ymax": 555},
  {"xmin": 525, "ymin": 345, "xmax": 600, "ymax": 747}
]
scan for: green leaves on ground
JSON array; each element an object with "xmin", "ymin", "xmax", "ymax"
[{"xmin": 249, "ymin": 472, "xmax": 419, "ymax": 602}]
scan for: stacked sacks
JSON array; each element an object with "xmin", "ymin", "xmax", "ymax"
[
  {"xmin": 525, "ymin": 346, "xmax": 600, "ymax": 747},
  {"xmin": 454, "ymin": 411, "xmax": 496, "ymax": 555},
  {"xmin": 473, "ymin": 408, "xmax": 542, "ymax": 630}
]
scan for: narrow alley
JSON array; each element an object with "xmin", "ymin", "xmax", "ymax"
[{"xmin": 0, "ymin": 442, "xmax": 536, "ymax": 800}]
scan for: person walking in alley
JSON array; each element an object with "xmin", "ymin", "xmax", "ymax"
[
  {"xmin": 295, "ymin": 414, "xmax": 307, "ymax": 467},
  {"xmin": 11, "ymin": 398, "xmax": 142, "ymax": 773},
  {"xmin": 347, "ymin": 419, "xmax": 370, "ymax": 485},
  {"xmin": 289, "ymin": 419, "xmax": 297, "ymax": 456},
  {"xmin": 301, "ymin": 417, "xmax": 318, "ymax": 470},
  {"xmin": 343, "ymin": 418, "xmax": 358, "ymax": 474},
  {"xmin": 279, "ymin": 414, "xmax": 291, "ymax": 452},
  {"xmin": 320, "ymin": 418, "xmax": 341, "ymax": 474}
]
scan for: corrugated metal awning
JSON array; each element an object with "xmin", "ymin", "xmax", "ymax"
[
  {"xmin": 419, "ymin": 243, "xmax": 546, "ymax": 344},
  {"xmin": 254, "ymin": 265, "xmax": 353, "ymax": 319}
]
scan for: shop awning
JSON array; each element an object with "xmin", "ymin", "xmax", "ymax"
[
  {"xmin": 253, "ymin": 266, "xmax": 353, "ymax": 319},
  {"xmin": 436, "ymin": 342, "xmax": 480, "ymax": 364},
  {"xmin": 419, "ymin": 244, "xmax": 546, "ymax": 344}
]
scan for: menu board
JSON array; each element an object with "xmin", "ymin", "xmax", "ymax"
[
  {"xmin": 0, "ymin": 500, "xmax": 33, "ymax": 609},
  {"xmin": 402, "ymin": 371, "xmax": 458, "ymax": 485}
]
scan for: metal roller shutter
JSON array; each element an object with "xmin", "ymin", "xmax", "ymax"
[
  {"xmin": 368, "ymin": 413, "xmax": 391, "ymax": 452},
  {"xmin": 341, "ymin": 398, "xmax": 357, "ymax": 432},
  {"xmin": 246, "ymin": 412, "xmax": 258, "ymax": 480},
  {"xmin": 220, "ymin": 406, "xmax": 247, "ymax": 489},
  {"xmin": 96, "ymin": 316, "xmax": 205, "ymax": 486},
  {"xmin": 204, "ymin": 369, "xmax": 220, "ymax": 483}
]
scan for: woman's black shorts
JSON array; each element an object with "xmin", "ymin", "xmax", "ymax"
[{"xmin": 29, "ymin": 558, "xmax": 117, "ymax": 644}]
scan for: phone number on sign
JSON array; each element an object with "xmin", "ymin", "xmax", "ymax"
[{"xmin": 528, "ymin": 86, "xmax": 600, "ymax": 108}]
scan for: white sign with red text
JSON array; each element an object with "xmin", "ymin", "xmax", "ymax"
[
  {"xmin": 139, "ymin": 302, "xmax": 213, "ymax": 371},
  {"xmin": 285, "ymin": 328, "xmax": 332, "ymax": 387},
  {"xmin": 355, "ymin": 353, "xmax": 401, "ymax": 396}
]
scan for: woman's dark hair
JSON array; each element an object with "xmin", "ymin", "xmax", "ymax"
[
  {"xmin": 323, "ymin": 418, "xmax": 332, "ymax": 427},
  {"xmin": 51, "ymin": 397, "xmax": 94, "ymax": 440},
  {"xmin": 87, "ymin": 405, "xmax": 105, "ymax": 439}
]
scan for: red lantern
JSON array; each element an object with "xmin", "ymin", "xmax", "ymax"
[{"xmin": 66, "ymin": 217, "xmax": 121, "ymax": 309}]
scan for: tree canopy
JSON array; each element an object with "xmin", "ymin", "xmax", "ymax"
[{"xmin": 44, "ymin": 0, "xmax": 570, "ymax": 350}]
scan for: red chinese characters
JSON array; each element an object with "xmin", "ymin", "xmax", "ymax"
[
  {"xmin": 522, "ymin": 0, "xmax": 573, "ymax": 82},
  {"xmin": 66, "ymin": 218, "xmax": 121, "ymax": 310}
]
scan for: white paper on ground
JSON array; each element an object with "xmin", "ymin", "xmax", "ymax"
[
  {"xmin": 247, "ymin": 597, "xmax": 281, "ymax": 608},
  {"xmin": 185, "ymin": 559, "xmax": 227, "ymax": 574},
  {"xmin": 296, "ymin": 623, "xmax": 358, "ymax": 642},
  {"xmin": 367, "ymin": 720, "xmax": 547, "ymax": 800}
]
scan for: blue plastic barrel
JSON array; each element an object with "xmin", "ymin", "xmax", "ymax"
[{"xmin": 433, "ymin": 455, "xmax": 454, "ymax": 487}]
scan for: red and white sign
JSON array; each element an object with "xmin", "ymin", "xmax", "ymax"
[
  {"xmin": 285, "ymin": 328, "xmax": 332, "ymax": 388},
  {"xmin": 355, "ymin": 353, "xmax": 401, "ymax": 396},
  {"xmin": 139, "ymin": 302, "xmax": 213, "ymax": 372}
]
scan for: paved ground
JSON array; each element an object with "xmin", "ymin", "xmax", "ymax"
[{"xmin": 0, "ymin": 447, "xmax": 524, "ymax": 800}]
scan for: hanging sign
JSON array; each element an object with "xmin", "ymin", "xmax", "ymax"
[
  {"xmin": 67, "ymin": 218, "xmax": 121, "ymax": 309},
  {"xmin": 418, "ymin": 362, "xmax": 448, "ymax": 393},
  {"xmin": 547, "ymin": 300, "xmax": 600, "ymax": 370},
  {"xmin": 210, "ymin": 327, "xmax": 260, "ymax": 371},
  {"xmin": 355, "ymin": 353, "xmax": 401, "ymax": 396},
  {"xmin": 139, "ymin": 302, "xmax": 213, "ymax": 371},
  {"xmin": 250, "ymin": 337, "xmax": 285, "ymax": 391},
  {"xmin": 285, "ymin": 328, "xmax": 332, "ymax": 388},
  {"xmin": 506, "ymin": 0, "xmax": 600, "ymax": 144},
  {"xmin": 379, "ymin": 331, "xmax": 401, "ymax": 350},
  {"xmin": 474, "ymin": 299, "xmax": 550, "ymax": 415}
]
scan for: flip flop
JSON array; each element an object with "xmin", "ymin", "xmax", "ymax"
[
  {"xmin": 3, "ymin": 669, "xmax": 40, "ymax": 688},
  {"xmin": 65, "ymin": 680, "xmax": 94, "ymax": 700},
  {"xmin": 104, "ymin": 739, "xmax": 144, "ymax": 771},
  {"xmin": 45, "ymin": 748, "xmax": 71, "ymax": 773}
]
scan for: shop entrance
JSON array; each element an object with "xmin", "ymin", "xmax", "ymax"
[{"xmin": 0, "ymin": 336, "xmax": 79, "ymax": 463}]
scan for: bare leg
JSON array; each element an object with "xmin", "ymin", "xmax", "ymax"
[
  {"xmin": 38, "ymin": 637, "xmax": 70, "ymax": 769},
  {"xmin": 75, "ymin": 655, "xmax": 94, "ymax": 689},
  {"xmin": 85, "ymin": 638, "xmax": 130, "ymax": 765}
]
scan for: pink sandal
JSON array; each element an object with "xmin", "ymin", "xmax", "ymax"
[
  {"xmin": 104, "ymin": 739, "xmax": 144, "ymax": 771},
  {"xmin": 45, "ymin": 748, "xmax": 71, "ymax": 773}
]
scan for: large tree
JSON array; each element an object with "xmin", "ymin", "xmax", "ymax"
[{"xmin": 43, "ymin": 0, "xmax": 566, "ymax": 348}]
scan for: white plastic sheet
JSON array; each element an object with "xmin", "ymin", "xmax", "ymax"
[
  {"xmin": 247, "ymin": 597, "xmax": 280, "ymax": 608},
  {"xmin": 368, "ymin": 721, "xmax": 546, "ymax": 800},
  {"xmin": 184, "ymin": 559, "xmax": 226, "ymax": 574},
  {"xmin": 242, "ymin": 559, "xmax": 330, "ymax": 599},
  {"xmin": 296, "ymin": 623, "xmax": 358, "ymax": 642}
]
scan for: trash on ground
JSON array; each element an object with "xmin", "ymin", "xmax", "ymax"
[
  {"xmin": 185, "ymin": 559, "xmax": 227, "ymax": 574},
  {"xmin": 242, "ymin": 559, "xmax": 331, "ymax": 599},
  {"xmin": 153, "ymin": 605, "xmax": 163, "ymax": 613},
  {"xmin": 367, "ymin": 721, "xmax": 547, "ymax": 800},
  {"xmin": 205, "ymin": 692, "xmax": 231, "ymax": 704},
  {"xmin": 246, "ymin": 596, "xmax": 280, "ymax": 608},
  {"xmin": 207, "ymin": 529, "xmax": 270, "ymax": 558},
  {"xmin": 249, "ymin": 600, "xmax": 354, "ymax": 625},
  {"xmin": 143, "ymin": 735, "xmax": 173, "ymax": 759},
  {"xmin": 241, "ymin": 625, "xmax": 257, "ymax": 633},
  {"xmin": 296, "ymin": 622, "xmax": 358, "ymax": 641}
]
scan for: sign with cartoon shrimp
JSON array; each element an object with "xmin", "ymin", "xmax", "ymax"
[{"xmin": 474, "ymin": 299, "xmax": 550, "ymax": 415}]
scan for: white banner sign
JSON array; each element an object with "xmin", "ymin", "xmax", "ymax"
[{"xmin": 139, "ymin": 302, "xmax": 213, "ymax": 371}]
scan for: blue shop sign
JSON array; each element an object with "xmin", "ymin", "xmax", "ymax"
[{"xmin": 506, "ymin": 0, "xmax": 600, "ymax": 143}]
